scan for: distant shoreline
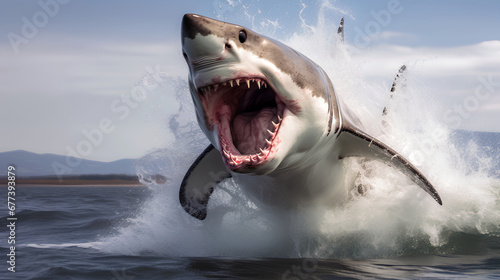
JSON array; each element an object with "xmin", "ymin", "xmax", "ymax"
[
  {"xmin": 1, "ymin": 179, "xmax": 143, "ymax": 186},
  {"xmin": 0, "ymin": 174, "xmax": 166, "ymax": 186},
  {"xmin": 7, "ymin": 184, "xmax": 147, "ymax": 187}
]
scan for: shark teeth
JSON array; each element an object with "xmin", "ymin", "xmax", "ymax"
[
  {"xmin": 200, "ymin": 76, "xmax": 283, "ymax": 169},
  {"xmin": 198, "ymin": 77, "xmax": 268, "ymax": 95},
  {"xmin": 220, "ymin": 109, "xmax": 283, "ymax": 169}
]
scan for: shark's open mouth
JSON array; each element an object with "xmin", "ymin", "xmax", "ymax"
[{"xmin": 198, "ymin": 77, "xmax": 286, "ymax": 170}]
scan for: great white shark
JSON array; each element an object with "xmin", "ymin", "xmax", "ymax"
[{"xmin": 179, "ymin": 14, "xmax": 442, "ymax": 220}]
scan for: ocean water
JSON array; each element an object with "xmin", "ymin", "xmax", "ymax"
[
  {"xmin": 3, "ymin": 3, "xmax": 500, "ymax": 280},
  {"xmin": 0, "ymin": 184, "xmax": 499, "ymax": 280}
]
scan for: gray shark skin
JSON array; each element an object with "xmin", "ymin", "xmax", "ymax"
[{"xmin": 179, "ymin": 14, "xmax": 442, "ymax": 220}]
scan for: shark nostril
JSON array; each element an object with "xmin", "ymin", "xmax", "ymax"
[
  {"xmin": 183, "ymin": 52, "xmax": 188, "ymax": 61},
  {"xmin": 225, "ymin": 43, "xmax": 232, "ymax": 49}
]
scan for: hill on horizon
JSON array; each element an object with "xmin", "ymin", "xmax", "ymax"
[{"xmin": 0, "ymin": 150, "xmax": 137, "ymax": 178}]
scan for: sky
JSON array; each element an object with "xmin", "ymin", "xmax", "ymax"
[{"xmin": 1, "ymin": 0, "xmax": 499, "ymax": 162}]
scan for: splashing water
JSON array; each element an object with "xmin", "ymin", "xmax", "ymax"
[{"xmin": 100, "ymin": 2, "xmax": 500, "ymax": 259}]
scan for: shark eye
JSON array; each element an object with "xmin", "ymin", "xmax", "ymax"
[{"xmin": 239, "ymin": 30, "xmax": 247, "ymax": 43}]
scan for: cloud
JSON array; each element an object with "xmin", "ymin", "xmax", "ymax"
[
  {"xmin": 355, "ymin": 40, "xmax": 500, "ymax": 77},
  {"xmin": 481, "ymin": 102, "xmax": 500, "ymax": 112},
  {"xmin": 0, "ymin": 34, "xmax": 185, "ymax": 161},
  {"xmin": 350, "ymin": 40, "xmax": 500, "ymax": 132},
  {"xmin": 0, "ymin": 35, "xmax": 185, "ymax": 97},
  {"xmin": 370, "ymin": 31, "xmax": 418, "ymax": 44}
]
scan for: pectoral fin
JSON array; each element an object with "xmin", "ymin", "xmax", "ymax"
[
  {"xmin": 337, "ymin": 124, "xmax": 442, "ymax": 205},
  {"xmin": 179, "ymin": 145, "xmax": 232, "ymax": 220}
]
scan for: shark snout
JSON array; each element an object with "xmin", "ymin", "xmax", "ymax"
[
  {"xmin": 181, "ymin": 14, "xmax": 228, "ymax": 70},
  {"xmin": 181, "ymin": 14, "xmax": 205, "ymax": 41},
  {"xmin": 182, "ymin": 14, "xmax": 248, "ymax": 88}
]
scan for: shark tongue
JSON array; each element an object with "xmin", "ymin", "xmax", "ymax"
[{"xmin": 232, "ymin": 107, "xmax": 278, "ymax": 155}]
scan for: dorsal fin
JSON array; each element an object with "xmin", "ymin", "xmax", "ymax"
[
  {"xmin": 382, "ymin": 65, "xmax": 407, "ymax": 116},
  {"xmin": 337, "ymin": 17, "xmax": 344, "ymax": 43}
]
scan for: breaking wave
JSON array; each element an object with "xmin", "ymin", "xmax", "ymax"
[{"xmin": 99, "ymin": 1, "xmax": 500, "ymax": 259}]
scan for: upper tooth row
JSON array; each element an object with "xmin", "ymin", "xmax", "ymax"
[{"xmin": 200, "ymin": 78, "xmax": 268, "ymax": 93}]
